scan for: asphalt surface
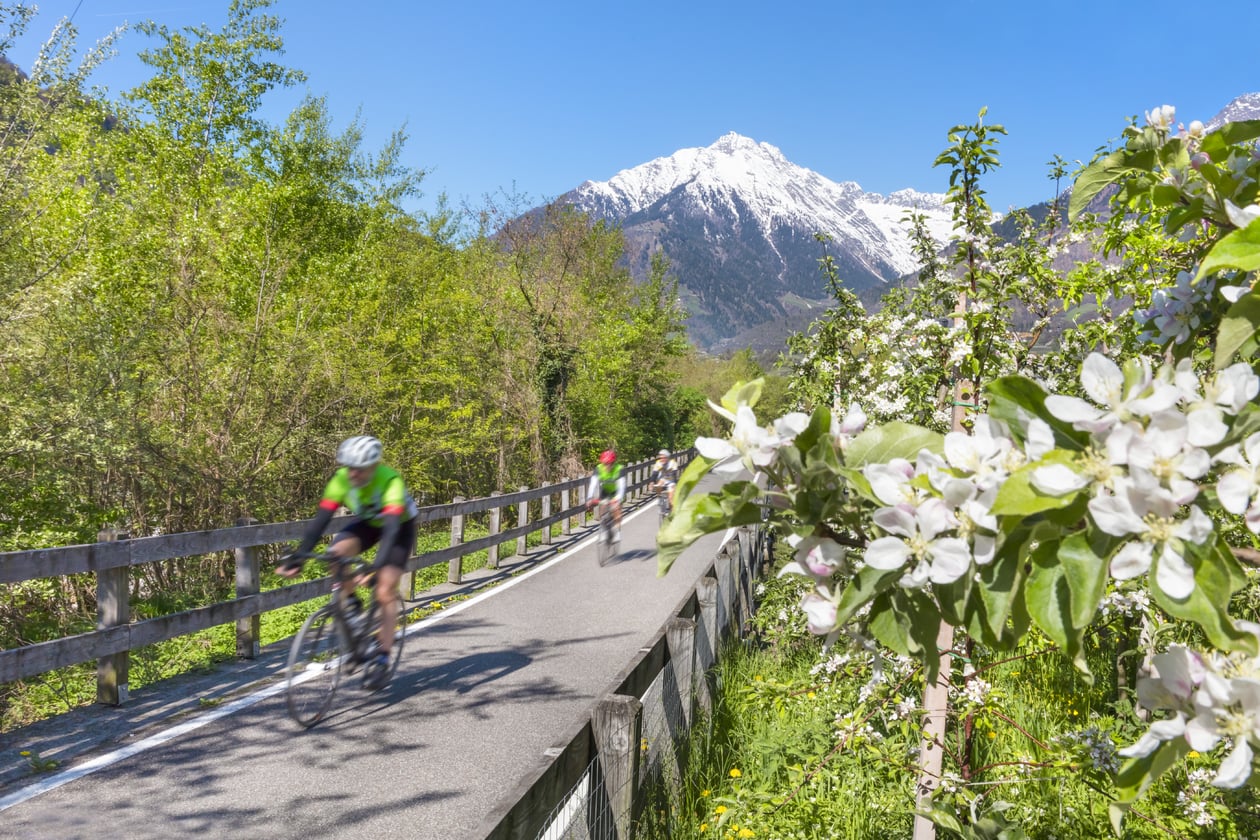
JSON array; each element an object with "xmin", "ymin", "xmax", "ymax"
[{"xmin": 0, "ymin": 487, "xmax": 733, "ymax": 840}]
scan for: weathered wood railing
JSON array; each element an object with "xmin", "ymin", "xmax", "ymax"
[
  {"xmin": 0, "ymin": 452, "xmax": 689, "ymax": 705},
  {"xmin": 478, "ymin": 525, "xmax": 769, "ymax": 840}
]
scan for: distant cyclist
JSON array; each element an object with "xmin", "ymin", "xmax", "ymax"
[
  {"xmin": 585, "ymin": 449, "xmax": 626, "ymax": 543},
  {"xmin": 650, "ymin": 449, "xmax": 679, "ymax": 512},
  {"xmin": 277, "ymin": 435, "xmax": 418, "ymax": 691}
]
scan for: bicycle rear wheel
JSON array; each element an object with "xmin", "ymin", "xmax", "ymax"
[{"xmin": 286, "ymin": 606, "xmax": 343, "ymax": 728}]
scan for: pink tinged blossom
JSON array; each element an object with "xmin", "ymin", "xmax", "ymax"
[
  {"xmin": 1145, "ymin": 104, "xmax": 1176, "ymax": 131},
  {"xmin": 780, "ymin": 536, "xmax": 846, "ymax": 581},
  {"xmin": 1046, "ymin": 353, "xmax": 1178, "ymax": 435},
  {"xmin": 864, "ymin": 459, "xmax": 916, "ymax": 506},
  {"xmin": 1136, "ymin": 646, "xmax": 1205, "ymax": 710},
  {"xmin": 867, "ymin": 499, "xmax": 971, "ymax": 585},
  {"xmin": 696, "ymin": 405, "xmax": 782, "ymax": 475},
  {"xmin": 832, "ymin": 403, "xmax": 867, "ymax": 438},
  {"xmin": 1126, "ymin": 411, "xmax": 1210, "ymax": 504},
  {"xmin": 1184, "ymin": 680, "xmax": 1260, "ymax": 788},
  {"xmin": 800, "ymin": 591, "xmax": 838, "ymax": 635},
  {"xmin": 773, "ymin": 412, "xmax": 810, "ymax": 443}
]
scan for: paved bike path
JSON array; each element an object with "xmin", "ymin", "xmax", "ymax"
[{"xmin": 0, "ymin": 483, "xmax": 733, "ymax": 840}]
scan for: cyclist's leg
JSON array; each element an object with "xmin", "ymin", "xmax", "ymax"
[
  {"xmin": 374, "ymin": 566, "xmax": 401, "ymax": 654},
  {"xmin": 329, "ymin": 527, "xmax": 365, "ymax": 559},
  {"xmin": 372, "ymin": 519, "xmax": 413, "ymax": 656}
]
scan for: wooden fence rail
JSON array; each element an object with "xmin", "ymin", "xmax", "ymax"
[{"xmin": 0, "ymin": 451, "xmax": 689, "ymax": 703}]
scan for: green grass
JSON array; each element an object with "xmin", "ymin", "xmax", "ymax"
[{"xmin": 636, "ymin": 571, "xmax": 1260, "ymax": 840}]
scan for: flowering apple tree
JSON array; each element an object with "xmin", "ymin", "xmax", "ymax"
[{"xmin": 657, "ymin": 107, "xmax": 1260, "ymax": 830}]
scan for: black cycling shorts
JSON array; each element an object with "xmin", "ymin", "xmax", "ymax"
[{"xmin": 332, "ymin": 517, "xmax": 417, "ymax": 569}]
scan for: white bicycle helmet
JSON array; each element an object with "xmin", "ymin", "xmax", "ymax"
[
  {"xmin": 658, "ymin": 449, "xmax": 670, "ymax": 457},
  {"xmin": 336, "ymin": 435, "xmax": 383, "ymax": 468}
]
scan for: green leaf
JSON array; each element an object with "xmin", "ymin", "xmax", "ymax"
[
  {"xmin": 834, "ymin": 565, "xmax": 901, "ymax": 625},
  {"xmin": 1112, "ymin": 738, "xmax": 1190, "ymax": 812},
  {"xmin": 1069, "ymin": 150, "xmax": 1133, "ymax": 220},
  {"xmin": 1024, "ymin": 539, "xmax": 1092, "ymax": 680},
  {"xmin": 792, "ymin": 405, "xmax": 832, "ymax": 457},
  {"xmin": 1213, "ymin": 286, "xmax": 1260, "ymax": 369},
  {"xmin": 1197, "ymin": 220, "xmax": 1260, "ymax": 282},
  {"xmin": 1200, "ymin": 119, "xmax": 1260, "ymax": 159},
  {"xmin": 718, "ymin": 378, "xmax": 764, "ymax": 414},
  {"xmin": 844, "ymin": 421, "xmax": 943, "ymax": 469},
  {"xmin": 1151, "ymin": 535, "xmax": 1257, "ymax": 654},
  {"xmin": 868, "ymin": 593, "xmax": 911, "ymax": 657},
  {"xmin": 986, "ymin": 376, "xmax": 1090, "ymax": 452},
  {"xmin": 974, "ymin": 529, "xmax": 1031, "ymax": 642},
  {"xmin": 990, "ymin": 462, "xmax": 1081, "ymax": 516},
  {"xmin": 1058, "ymin": 532, "xmax": 1110, "ymax": 630}
]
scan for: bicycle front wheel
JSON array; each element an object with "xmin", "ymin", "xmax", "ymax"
[{"xmin": 286, "ymin": 606, "xmax": 344, "ymax": 728}]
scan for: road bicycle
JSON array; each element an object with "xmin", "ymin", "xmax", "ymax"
[
  {"xmin": 283, "ymin": 550, "xmax": 408, "ymax": 728},
  {"xmin": 654, "ymin": 482, "xmax": 673, "ymax": 524},
  {"xmin": 594, "ymin": 499, "xmax": 618, "ymax": 566}
]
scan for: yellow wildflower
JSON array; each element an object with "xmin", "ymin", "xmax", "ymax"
[
  {"xmin": 729, "ymin": 768, "xmax": 742, "ymax": 778},
  {"xmin": 739, "ymin": 829, "xmax": 755, "ymax": 838},
  {"xmin": 1189, "ymin": 751, "xmax": 1200, "ymax": 758},
  {"xmin": 715, "ymin": 805, "xmax": 728, "ymax": 814},
  {"xmin": 701, "ymin": 789, "xmax": 711, "ymax": 797}
]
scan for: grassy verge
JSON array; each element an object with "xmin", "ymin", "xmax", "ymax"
[{"xmin": 636, "ymin": 570, "xmax": 1260, "ymax": 839}]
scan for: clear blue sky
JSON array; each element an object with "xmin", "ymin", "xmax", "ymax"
[{"xmin": 6, "ymin": 0, "xmax": 1259, "ymax": 216}]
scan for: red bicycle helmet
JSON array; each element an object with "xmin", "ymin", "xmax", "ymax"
[{"xmin": 599, "ymin": 449, "xmax": 616, "ymax": 465}]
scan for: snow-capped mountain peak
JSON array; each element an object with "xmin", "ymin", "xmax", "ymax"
[{"xmin": 571, "ymin": 131, "xmax": 953, "ymax": 280}]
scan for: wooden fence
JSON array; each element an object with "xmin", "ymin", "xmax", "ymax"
[
  {"xmin": 0, "ymin": 452, "xmax": 687, "ymax": 705},
  {"xmin": 478, "ymin": 524, "xmax": 770, "ymax": 840}
]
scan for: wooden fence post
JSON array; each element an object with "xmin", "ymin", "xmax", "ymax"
[
  {"xmin": 540, "ymin": 493, "xmax": 551, "ymax": 546},
  {"xmin": 516, "ymin": 486, "xmax": 529, "ymax": 557},
  {"xmin": 594, "ymin": 694, "xmax": 642, "ymax": 840},
  {"xmin": 487, "ymin": 491, "xmax": 502, "ymax": 569},
  {"xmin": 667, "ymin": 617, "xmax": 696, "ymax": 729},
  {"xmin": 449, "ymin": 495, "xmax": 465, "ymax": 584},
  {"xmin": 578, "ymin": 480, "xmax": 588, "ymax": 527},
  {"xmin": 696, "ymin": 577, "xmax": 719, "ymax": 713},
  {"xmin": 234, "ymin": 517, "xmax": 261, "ymax": 659},
  {"xmin": 96, "ymin": 528, "xmax": 130, "ymax": 706},
  {"xmin": 560, "ymin": 487, "xmax": 570, "ymax": 536}
]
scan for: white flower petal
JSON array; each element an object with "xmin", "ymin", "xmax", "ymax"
[
  {"xmin": 1110, "ymin": 541, "xmax": 1152, "ymax": 580},
  {"xmin": 1212, "ymin": 739, "xmax": 1254, "ymax": 788},
  {"xmin": 865, "ymin": 537, "xmax": 911, "ymax": 571},
  {"xmin": 1155, "ymin": 543, "xmax": 1196, "ymax": 600}
]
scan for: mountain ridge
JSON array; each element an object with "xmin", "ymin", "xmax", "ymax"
[{"xmin": 553, "ymin": 95, "xmax": 1260, "ymax": 356}]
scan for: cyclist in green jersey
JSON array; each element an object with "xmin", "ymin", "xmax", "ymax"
[
  {"xmin": 277, "ymin": 435, "xmax": 418, "ymax": 691},
  {"xmin": 585, "ymin": 449, "xmax": 626, "ymax": 543}
]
